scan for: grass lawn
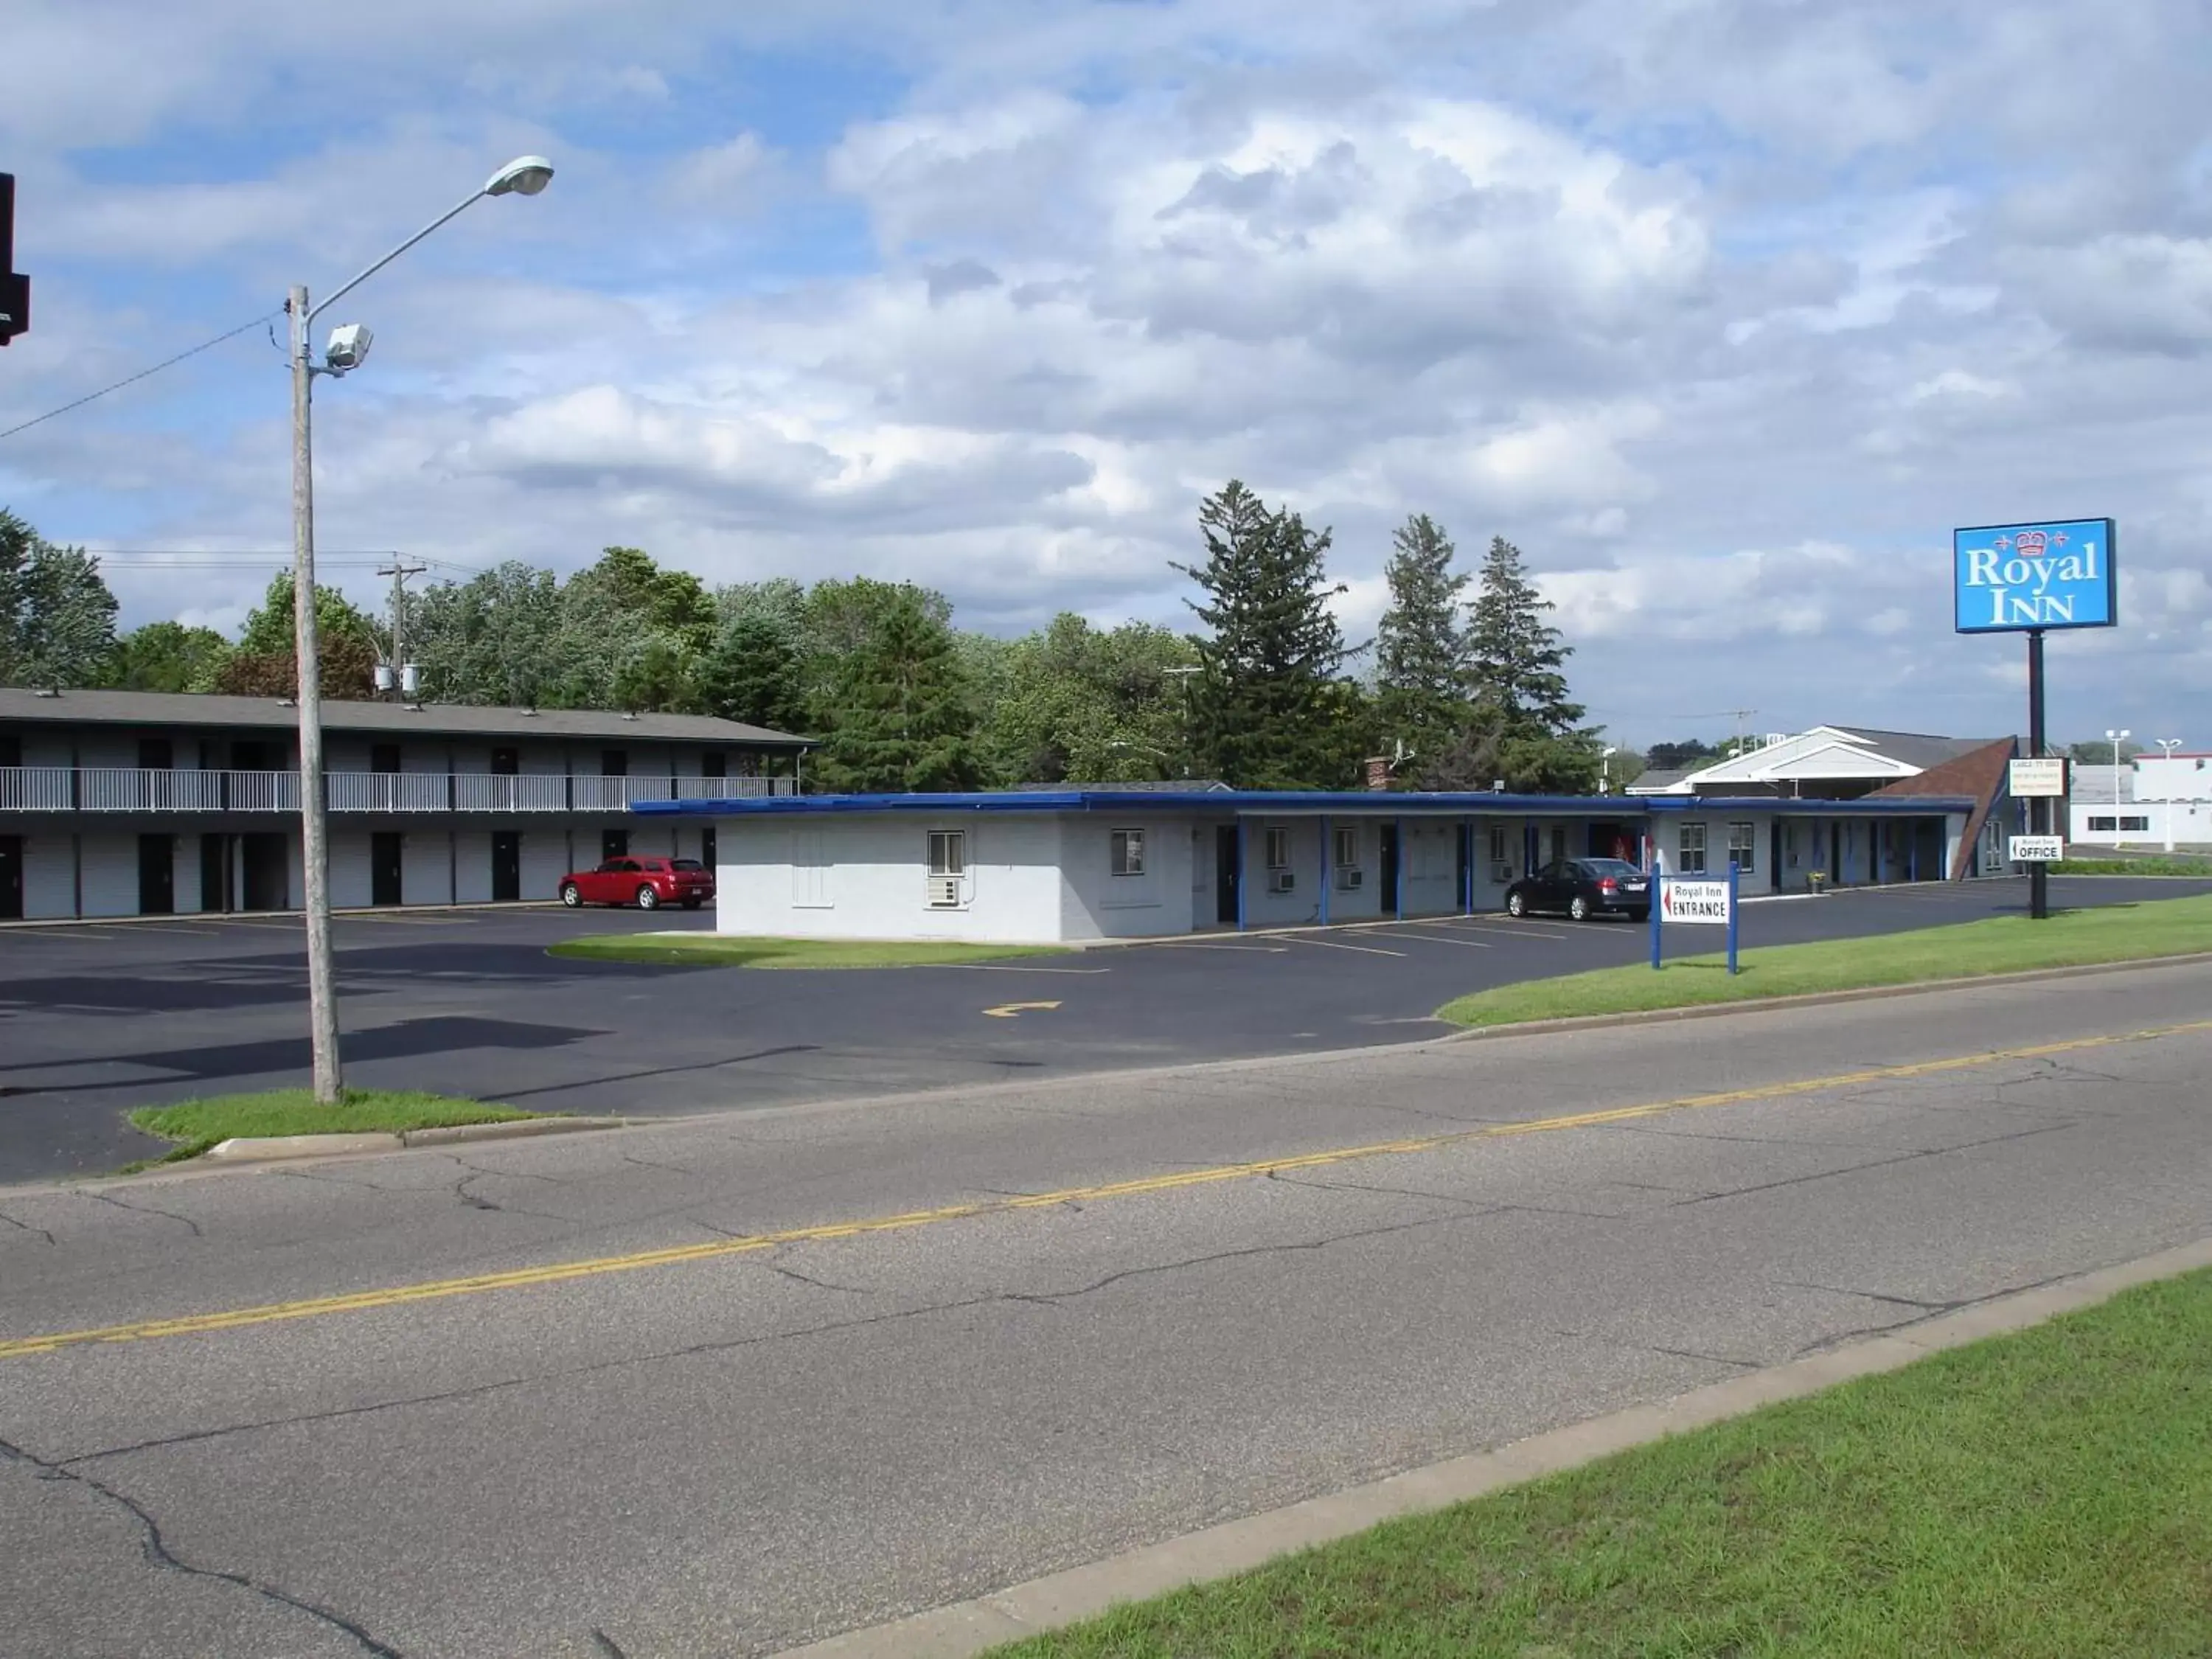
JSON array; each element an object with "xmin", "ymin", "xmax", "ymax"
[
  {"xmin": 1438, "ymin": 892, "xmax": 2212, "ymax": 1029},
  {"xmin": 991, "ymin": 1268, "xmax": 2212, "ymax": 1659},
  {"xmin": 547, "ymin": 933, "xmax": 1073, "ymax": 969},
  {"xmin": 128, "ymin": 1089, "xmax": 541, "ymax": 1164},
  {"xmin": 2051, "ymin": 855, "xmax": 2212, "ymax": 875}
]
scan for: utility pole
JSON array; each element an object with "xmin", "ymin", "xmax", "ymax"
[
  {"xmin": 377, "ymin": 556, "xmax": 428, "ymax": 700},
  {"xmin": 290, "ymin": 284, "xmax": 343, "ymax": 1104}
]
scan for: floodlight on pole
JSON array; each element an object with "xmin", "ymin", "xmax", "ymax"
[
  {"xmin": 288, "ymin": 156, "xmax": 553, "ymax": 1105},
  {"xmin": 2106, "ymin": 728, "xmax": 2130, "ymax": 817},
  {"xmin": 2156, "ymin": 737, "xmax": 2183, "ymax": 851}
]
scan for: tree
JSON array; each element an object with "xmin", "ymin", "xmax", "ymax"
[
  {"xmin": 215, "ymin": 634, "xmax": 380, "ymax": 700},
  {"xmin": 236, "ymin": 569, "xmax": 380, "ymax": 655},
  {"xmin": 0, "ymin": 510, "xmax": 121, "ymax": 689},
  {"xmin": 2068, "ymin": 738, "xmax": 2142, "ymax": 765},
  {"xmin": 409, "ymin": 562, "xmax": 564, "ymax": 706},
  {"xmin": 810, "ymin": 586, "xmax": 980, "ymax": 792},
  {"xmin": 975, "ymin": 614, "xmax": 1200, "ymax": 785},
  {"xmin": 699, "ymin": 611, "xmax": 804, "ymax": 731},
  {"xmin": 1373, "ymin": 513, "xmax": 1470, "ymax": 786},
  {"xmin": 107, "ymin": 622, "xmax": 232, "ymax": 692},
  {"xmin": 1464, "ymin": 535, "xmax": 1599, "ymax": 792},
  {"xmin": 1645, "ymin": 739, "xmax": 1725, "ymax": 773},
  {"xmin": 1176, "ymin": 481, "xmax": 1352, "ymax": 788}
]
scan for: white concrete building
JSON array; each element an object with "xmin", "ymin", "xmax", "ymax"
[
  {"xmin": 639, "ymin": 786, "xmax": 1989, "ymax": 945},
  {"xmin": 2068, "ymin": 754, "xmax": 2212, "ymax": 848},
  {"xmin": 0, "ymin": 688, "xmax": 809, "ymax": 920}
]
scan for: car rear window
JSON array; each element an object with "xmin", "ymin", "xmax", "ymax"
[
  {"xmin": 1582, "ymin": 858, "xmax": 1644, "ymax": 876},
  {"xmin": 671, "ymin": 859, "xmax": 706, "ymax": 871}
]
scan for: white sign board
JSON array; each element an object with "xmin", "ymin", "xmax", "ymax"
[
  {"xmin": 2008, "ymin": 758, "xmax": 2067, "ymax": 799},
  {"xmin": 2009, "ymin": 835, "xmax": 2065, "ymax": 863},
  {"xmin": 1660, "ymin": 878, "xmax": 1732, "ymax": 925}
]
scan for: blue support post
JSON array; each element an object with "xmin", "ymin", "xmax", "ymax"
[
  {"xmin": 1236, "ymin": 816, "xmax": 1248, "ymax": 931},
  {"xmin": 1650, "ymin": 869, "xmax": 1663, "ymax": 970},
  {"xmin": 1464, "ymin": 818, "xmax": 1474, "ymax": 914},
  {"xmin": 1394, "ymin": 815, "xmax": 1405, "ymax": 920},
  {"xmin": 1318, "ymin": 815, "xmax": 1331, "ymax": 928},
  {"xmin": 1726, "ymin": 858, "xmax": 1741, "ymax": 975}
]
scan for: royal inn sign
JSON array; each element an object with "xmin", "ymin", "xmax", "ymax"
[{"xmin": 1953, "ymin": 518, "xmax": 2117, "ymax": 633}]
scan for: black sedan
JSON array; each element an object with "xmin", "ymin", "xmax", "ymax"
[{"xmin": 1504, "ymin": 857, "xmax": 1651, "ymax": 922}]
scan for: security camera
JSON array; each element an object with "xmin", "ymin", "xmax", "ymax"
[{"xmin": 324, "ymin": 323, "xmax": 372, "ymax": 372}]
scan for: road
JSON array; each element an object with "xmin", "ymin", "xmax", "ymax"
[
  {"xmin": 1, "ymin": 874, "xmax": 2203, "ymax": 1181},
  {"xmin": 3, "ymin": 958, "xmax": 2210, "ymax": 1657}
]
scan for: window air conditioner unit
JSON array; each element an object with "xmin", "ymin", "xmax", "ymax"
[
  {"xmin": 1268, "ymin": 869, "xmax": 1296, "ymax": 894},
  {"xmin": 926, "ymin": 874, "xmax": 961, "ymax": 908},
  {"xmin": 1338, "ymin": 867, "xmax": 1363, "ymax": 890},
  {"xmin": 1490, "ymin": 863, "xmax": 1515, "ymax": 884}
]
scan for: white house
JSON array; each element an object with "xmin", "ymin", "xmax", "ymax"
[{"xmin": 636, "ymin": 786, "xmax": 1989, "ymax": 945}]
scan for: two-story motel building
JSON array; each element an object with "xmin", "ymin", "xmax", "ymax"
[{"xmin": 0, "ymin": 688, "xmax": 810, "ymax": 920}]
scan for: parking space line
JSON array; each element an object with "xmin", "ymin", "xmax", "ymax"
[
  {"xmin": 1389, "ymin": 931, "xmax": 1494, "ymax": 950},
  {"xmin": 1284, "ymin": 933, "xmax": 1407, "ymax": 957},
  {"xmin": 1419, "ymin": 920, "xmax": 1575, "ymax": 942}
]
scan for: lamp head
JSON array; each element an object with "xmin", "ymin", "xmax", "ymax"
[
  {"xmin": 485, "ymin": 155, "xmax": 555, "ymax": 198},
  {"xmin": 324, "ymin": 322, "xmax": 372, "ymax": 372}
]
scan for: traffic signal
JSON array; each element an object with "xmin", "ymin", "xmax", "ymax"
[{"xmin": 0, "ymin": 174, "xmax": 29, "ymax": 347}]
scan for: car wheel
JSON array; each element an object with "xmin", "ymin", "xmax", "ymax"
[
  {"xmin": 559, "ymin": 882, "xmax": 582, "ymax": 908},
  {"xmin": 1569, "ymin": 895, "xmax": 1591, "ymax": 922},
  {"xmin": 1506, "ymin": 891, "xmax": 1527, "ymax": 918},
  {"xmin": 636, "ymin": 886, "xmax": 660, "ymax": 911}
]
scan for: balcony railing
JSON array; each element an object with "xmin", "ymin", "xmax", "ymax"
[{"xmin": 0, "ymin": 767, "xmax": 798, "ymax": 815}]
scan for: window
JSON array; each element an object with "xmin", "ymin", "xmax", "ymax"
[
  {"xmin": 1110, "ymin": 828, "xmax": 1146, "ymax": 876},
  {"xmin": 600, "ymin": 750, "xmax": 627, "ymax": 778},
  {"xmin": 1548, "ymin": 825, "xmax": 1568, "ymax": 863},
  {"xmin": 1265, "ymin": 827, "xmax": 1290, "ymax": 869},
  {"xmin": 670, "ymin": 859, "xmax": 706, "ymax": 872},
  {"xmin": 928, "ymin": 830, "xmax": 966, "ymax": 877},
  {"xmin": 1486, "ymin": 825, "xmax": 1507, "ymax": 865},
  {"xmin": 702, "ymin": 751, "xmax": 727, "ymax": 779},
  {"xmin": 491, "ymin": 747, "xmax": 519, "ymax": 776},
  {"xmin": 2121, "ymin": 815, "xmax": 2150, "ymax": 833},
  {"xmin": 1728, "ymin": 821, "xmax": 1757, "ymax": 874},
  {"xmin": 1335, "ymin": 827, "xmax": 1360, "ymax": 869},
  {"xmin": 2088, "ymin": 815, "xmax": 2116, "ymax": 832},
  {"xmin": 371, "ymin": 743, "xmax": 402, "ymax": 774},
  {"xmin": 1678, "ymin": 821, "xmax": 1708, "ymax": 874}
]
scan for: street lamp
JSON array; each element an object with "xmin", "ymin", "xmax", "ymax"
[
  {"xmin": 1600, "ymin": 745, "xmax": 1618, "ymax": 794},
  {"xmin": 289, "ymin": 155, "xmax": 554, "ymax": 1104},
  {"xmin": 2155, "ymin": 737, "xmax": 2183, "ymax": 852},
  {"xmin": 1162, "ymin": 665, "xmax": 1201, "ymax": 779},
  {"xmin": 2103, "ymin": 728, "xmax": 2130, "ymax": 848}
]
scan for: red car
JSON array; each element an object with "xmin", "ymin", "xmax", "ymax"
[{"xmin": 558, "ymin": 856, "xmax": 715, "ymax": 911}]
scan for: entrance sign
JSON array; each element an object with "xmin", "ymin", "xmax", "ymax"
[
  {"xmin": 1955, "ymin": 519, "xmax": 2116, "ymax": 633},
  {"xmin": 1651, "ymin": 860, "xmax": 1740, "ymax": 975},
  {"xmin": 2008, "ymin": 757, "xmax": 2067, "ymax": 799},
  {"xmin": 2009, "ymin": 835, "xmax": 2065, "ymax": 863}
]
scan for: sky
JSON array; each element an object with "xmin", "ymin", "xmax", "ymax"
[{"xmin": 1, "ymin": 0, "xmax": 2208, "ymax": 748}]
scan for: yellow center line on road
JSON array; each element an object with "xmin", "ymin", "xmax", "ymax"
[{"xmin": 7, "ymin": 1017, "xmax": 2210, "ymax": 1364}]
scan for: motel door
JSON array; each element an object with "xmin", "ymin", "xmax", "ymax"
[
  {"xmin": 1214, "ymin": 826, "xmax": 1240, "ymax": 925},
  {"xmin": 1378, "ymin": 823, "xmax": 1400, "ymax": 914},
  {"xmin": 0, "ymin": 835, "xmax": 21, "ymax": 920},
  {"xmin": 491, "ymin": 832, "xmax": 522, "ymax": 903},
  {"xmin": 371, "ymin": 832, "xmax": 404, "ymax": 908}
]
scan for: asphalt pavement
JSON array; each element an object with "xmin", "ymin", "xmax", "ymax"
[
  {"xmin": 0, "ymin": 875, "xmax": 2205, "ymax": 1182},
  {"xmin": 1, "ymin": 958, "xmax": 2210, "ymax": 1657}
]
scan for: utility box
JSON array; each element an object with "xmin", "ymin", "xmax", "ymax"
[{"xmin": 0, "ymin": 175, "xmax": 28, "ymax": 347}]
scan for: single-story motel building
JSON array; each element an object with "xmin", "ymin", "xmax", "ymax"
[{"xmin": 639, "ymin": 774, "xmax": 2014, "ymax": 946}]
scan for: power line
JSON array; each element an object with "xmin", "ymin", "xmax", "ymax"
[{"xmin": 0, "ymin": 310, "xmax": 282, "ymax": 442}]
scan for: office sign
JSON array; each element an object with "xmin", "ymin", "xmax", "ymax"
[
  {"xmin": 2008, "ymin": 757, "xmax": 2068, "ymax": 799},
  {"xmin": 1660, "ymin": 878, "xmax": 1731, "ymax": 925},
  {"xmin": 1955, "ymin": 519, "xmax": 2116, "ymax": 633},
  {"xmin": 2009, "ymin": 835, "xmax": 2065, "ymax": 863}
]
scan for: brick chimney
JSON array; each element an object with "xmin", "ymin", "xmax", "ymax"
[{"xmin": 1364, "ymin": 755, "xmax": 1392, "ymax": 791}]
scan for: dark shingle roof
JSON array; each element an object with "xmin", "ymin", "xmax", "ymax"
[{"xmin": 0, "ymin": 686, "xmax": 813, "ymax": 748}]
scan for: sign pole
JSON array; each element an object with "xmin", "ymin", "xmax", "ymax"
[
  {"xmin": 2027, "ymin": 627, "xmax": 2048, "ymax": 921},
  {"xmin": 1649, "ymin": 872, "xmax": 1663, "ymax": 970},
  {"xmin": 1726, "ymin": 859, "xmax": 1740, "ymax": 975}
]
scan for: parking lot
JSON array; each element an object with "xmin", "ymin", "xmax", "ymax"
[{"xmin": 1, "ymin": 875, "xmax": 2204, "ymax": 1183}]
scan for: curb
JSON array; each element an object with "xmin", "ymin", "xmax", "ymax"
[
  {"xmin": 203, "ymin": 1116, "xmax": 625, "ymax": 1163},
  {"xmin": 0, "ymin": 900, "xmax": 571, "ymax": 932},
  {"xmin": 768, "ymin": 1234, "xmax": 2212, "ymax": 1659},
  {"xmin": 1439, "ymin": 949, "xmax": 2212, "ymax": 1044}
]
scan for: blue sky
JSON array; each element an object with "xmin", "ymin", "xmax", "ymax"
[{"xmin": 2, "ymin": 0, "xmax": 2208, "ymax": 748}]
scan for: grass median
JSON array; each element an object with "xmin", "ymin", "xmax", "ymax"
[
  {"xmin": 128, "ymin": 1089, "xmax": 541, "ymax": 1164},
  {"xmin": 990, "ymin": 1267, "xmax": 2212, "ymax": 1659},
  {"xmin": 1439, "ymin": 892, "xmax": 2212, "ymax": 1029},
  {"xmin": 548, "ymin": 933, "xmax": 1072, "ymax": 969}
]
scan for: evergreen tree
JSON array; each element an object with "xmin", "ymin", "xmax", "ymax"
[
  {"xmin": 698, "ymin": 611, "xmax": 803, "ymax": 731},
  {"xmin": 1175, "ymin": 481, "xmax": 1351, "ymax": 788},
  {"xmin": 0, "ymin": 511, "xmax": 121, "ymax": 689},
  {"xmin": 1464, "ymin": 535, "xmax": 1601, "ymax": 790},
  {"xmin": 810, "ymin": 588, "xmax": 980, "ymax": 792},
  {"xmin": 1373, "ymin": 513, "xmax": 1470, "ymax": 785}
]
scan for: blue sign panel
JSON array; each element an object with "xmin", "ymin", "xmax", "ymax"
[{"xmin": 1954, "ymin": 518, "xmax": 2117, "ymax": 633}]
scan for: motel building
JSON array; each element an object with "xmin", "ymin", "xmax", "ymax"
[
  {"xmin": 634, "ymin": 755, "xmax": 2010, "ymax": 947},
  {"xmin": 0, "ymin": 687, "xmax": 809, "ymax": 921},
  {"xmin": 2068, "ymin": 753, "xmax": 2212, "ymax": 849}
]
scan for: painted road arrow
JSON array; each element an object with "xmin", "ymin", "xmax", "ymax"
[{"xmin": 982, "ymin": 1001, "xmax": 1062, "ymax": 1019}]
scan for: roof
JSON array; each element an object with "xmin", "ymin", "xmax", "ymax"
[
  {"xmin": 1011, "ymin": 779, "xmax": 1234, "ymax": 793},
  {"xmin": 1661, "ymin": 724, "xmax": 2007, "ymax": 795},
  {"xmin": 633, "ymin": 788, "xmax": 1974, "ymax": 818},
  {"xmin": 1865, "ymin": 737, "xmax": 2017, "ymax": 877},
  {"xmin": 1624, "ymin": 768, "xmax": 1688, "ymax": 794},
  {"xmin": 2067, "ymin": 764, "xmax": 2135, "ymax": 804},
  {"xmin": 1826, "ymin": 726, "xmax": 2001, "ymax": 770},
  {"xmin": 0, "ymin": 686, "xmax": 812, "ymax": 748}
]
